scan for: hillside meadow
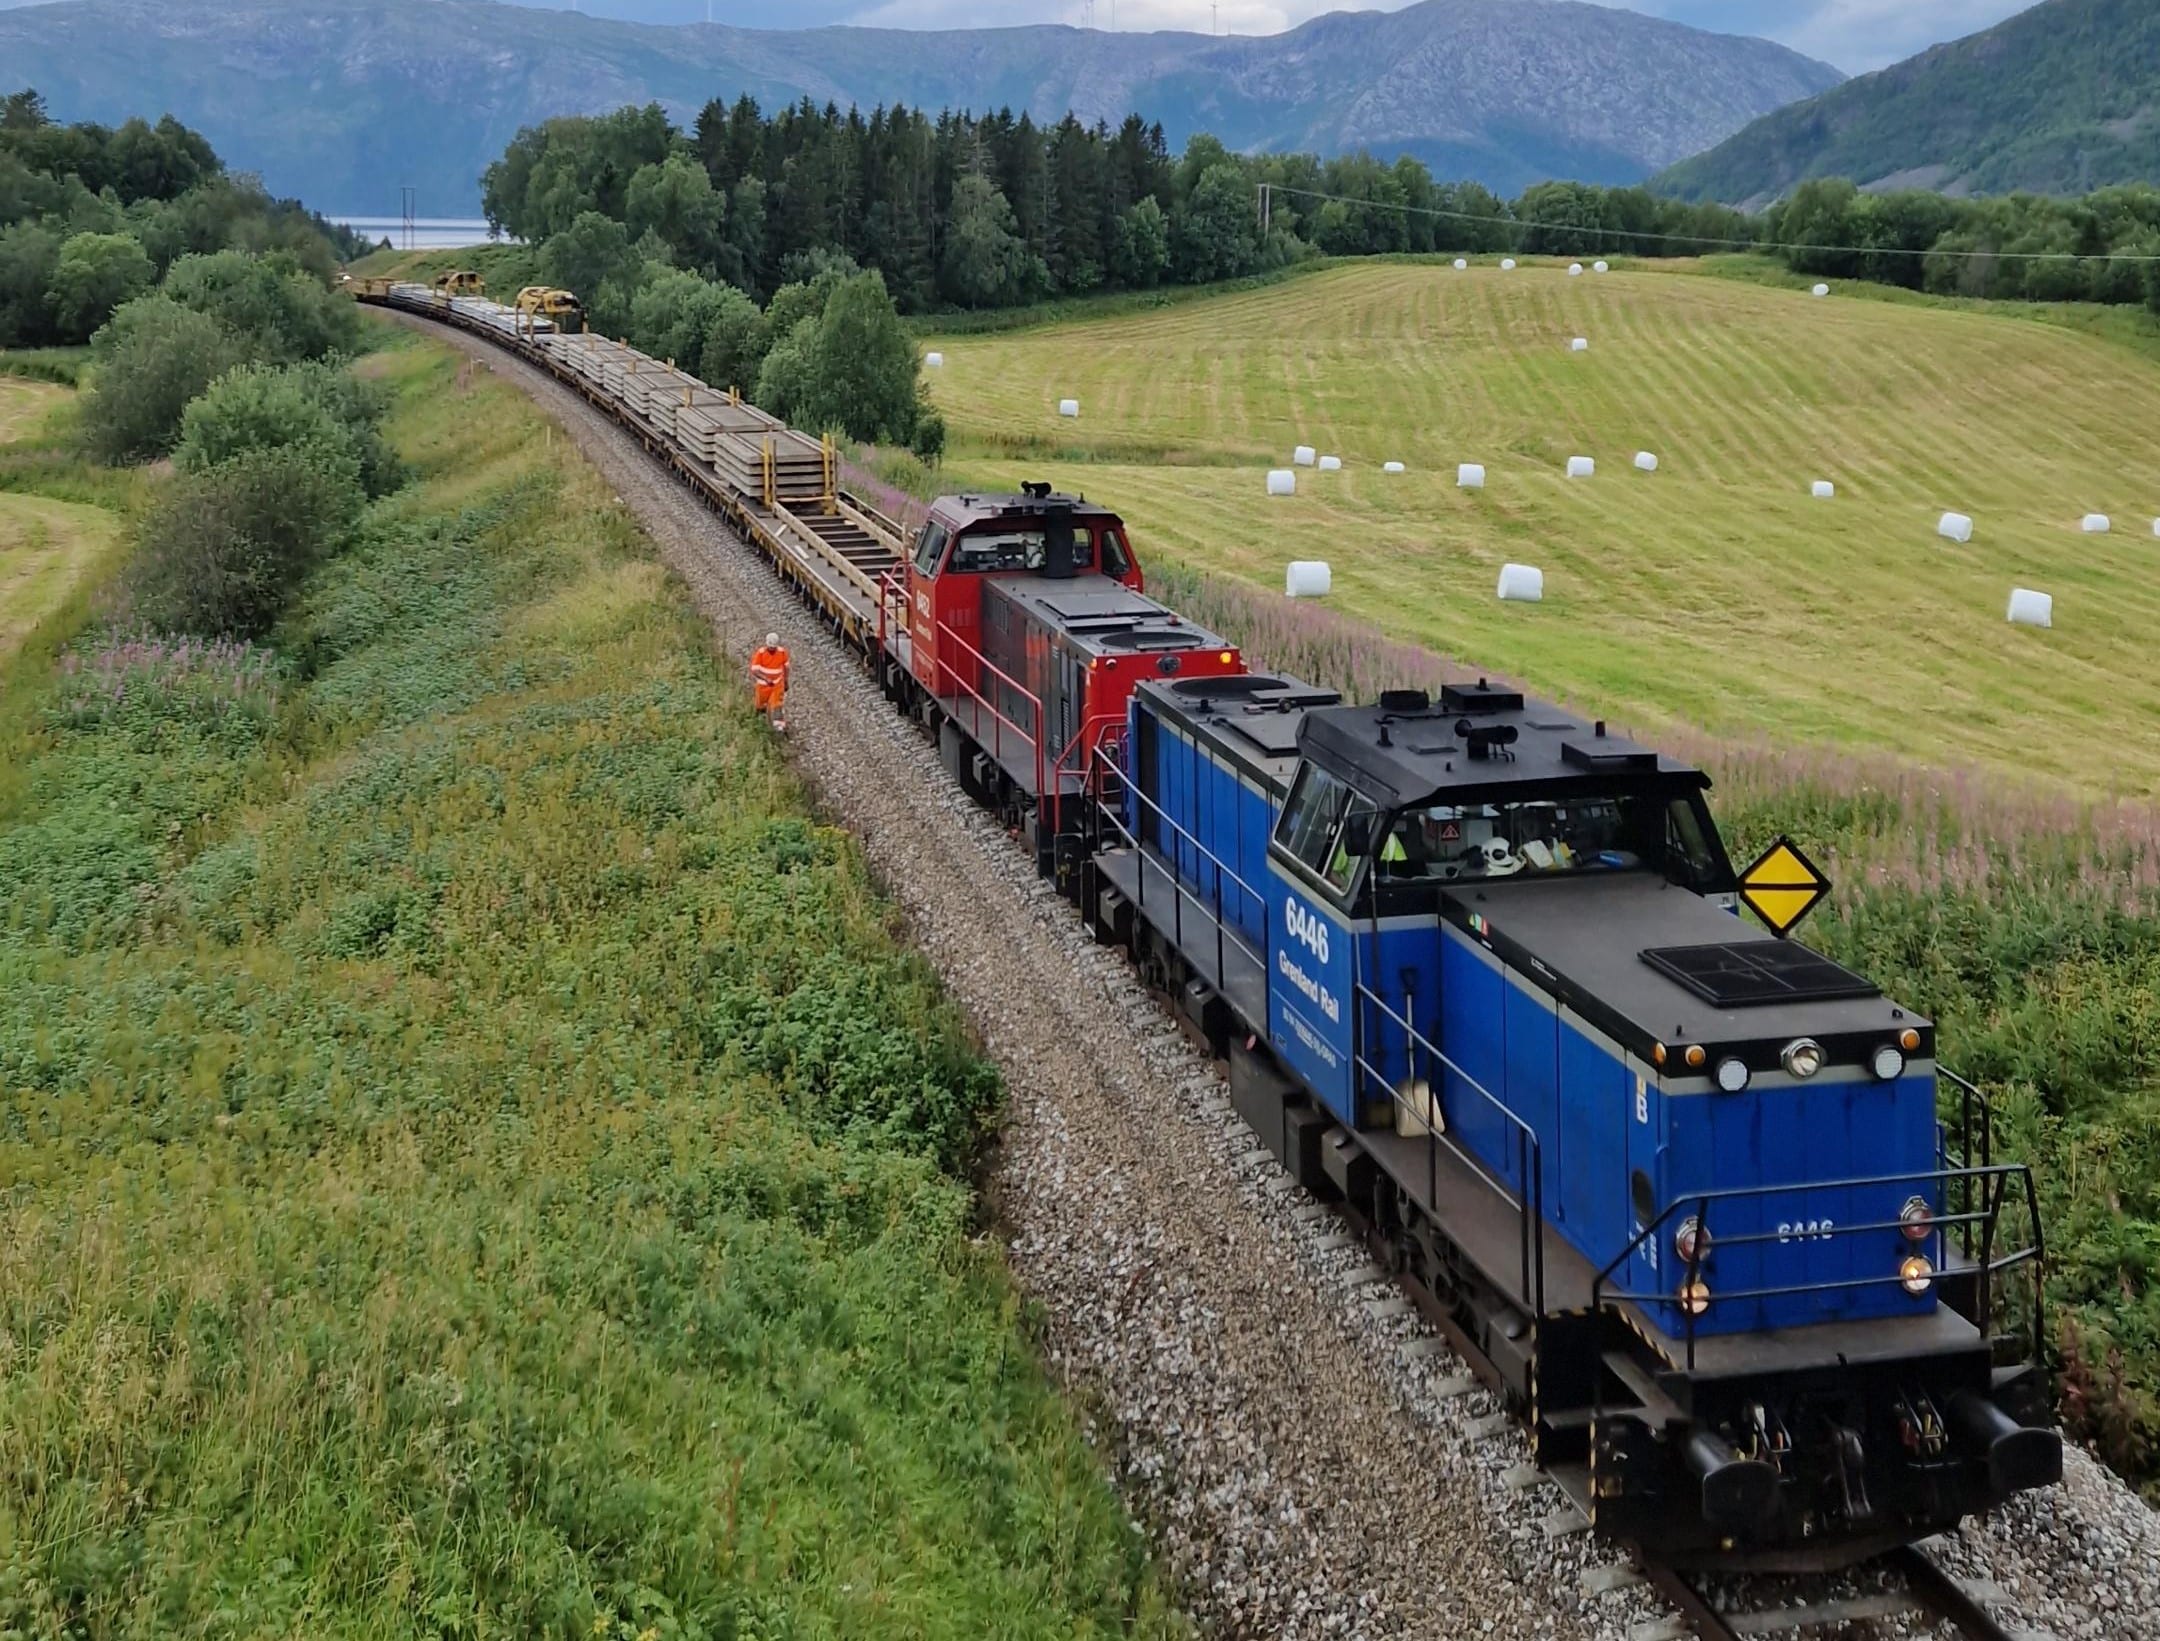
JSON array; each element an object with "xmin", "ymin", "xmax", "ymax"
[
  {"xmin": 0, "ymin": 334, "xmax": 1180, "ymax": 1636},
  {"xmin": 921, "ymin": 259, "xmax": 2160, "ymax": 795}
]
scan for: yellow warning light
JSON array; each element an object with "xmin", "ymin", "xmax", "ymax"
[
  {"xmin": 1678, "ymin": 1279, "xmax": 1712, "ymax": 1317},
  {"xmin": 1683, "ymin": 1045, "xmax": 1706, "ymax": 1068},
  {"xmin": 1219, "ymin": 651, "xmax": 1234, "ymax": 664},
  {"xmin": 1899, "ymin": 1027, "xmax": 1921, "ymax": 1052},
  {"xmin": 1652, "ymin": 1043, "xmax": 1667, "ymax": 1067}
]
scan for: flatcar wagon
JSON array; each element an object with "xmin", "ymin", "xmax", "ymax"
[{"xmin": 355, "ymin": 280, "xmax": 2063, "ymax": 1574}]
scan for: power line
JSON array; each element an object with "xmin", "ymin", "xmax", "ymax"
[{"xmin": 1259, "ymin": 183, "xmax": 2160, "ymax": 264}]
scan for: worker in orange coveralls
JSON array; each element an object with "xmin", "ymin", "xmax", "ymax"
[{"xmin": 749, "ymin": 632, "xmax": 791, "ymax": 733}]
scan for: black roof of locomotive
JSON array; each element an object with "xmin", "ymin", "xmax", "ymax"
[
  {"xmin": 1137, "ymin": 672, "xmax": 1344, "ymax": 793},
  {"xmin": 1298, "ymin": 679, "xmax": 1709, "ymax": 810},
  {"xmin": 988, "ymin": 576, "xmax": 1235, "ymax": 659},
  {"xmin": 928, "ymin": 489, "xmax": 1124, "ymax": 531}
]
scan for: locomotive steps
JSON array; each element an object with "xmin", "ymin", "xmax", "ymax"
[{"xmin": 377, "ymin": 308, "xmax": 2160, "ymax": 1641}]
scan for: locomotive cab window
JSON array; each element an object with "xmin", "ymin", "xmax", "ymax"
[
  {"xmin": 1371, "ymin": 788, "xmax": 1734, "ymax": 889},
  {"xmin": 1100, "ymin": 529, "xmax": 1133, "ymax": 578},
  {"xmin": 949, "ymin": 526, "xmax": 1095, "ymax": 574},
  {"xmin": 912, "ymin": 522, "xmax": 950, "ymax": 575},
  {"xmin": 1273, "ymin": 761, "xmax": 1378, "ymax": 897}
]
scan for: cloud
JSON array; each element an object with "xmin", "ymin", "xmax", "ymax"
[{"xmin": 838, "ymin": 0, "xmax": 2035, "ymax": 72}]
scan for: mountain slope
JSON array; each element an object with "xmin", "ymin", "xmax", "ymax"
[
  {"xmin": 0, "ymin": 0, "xmax": 1840, "ymax": 213},
  {"xmin": 1655, "ymin": 0, "xmax": 2160, "ymax": 204}
]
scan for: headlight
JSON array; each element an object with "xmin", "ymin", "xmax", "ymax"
[
  {"xmin": 1871, "ymin": 1044, "xmax": 1906, "ymax": 1081},
  {"xmin": 1780, "ymin": 1038, "xmax": 1825, "ymax": 1078},
  {"xmin": 1714, "ymin": 1056, "xmax": 1750, "ymax": 1093},
  {"xmin": 1900, "ymin": 1255, "xmax": 1934, "ymax": 1296},
  {"xmin": 1675, "ymin": 1216, "xmax": 1712, "ymax": 1265},
  {"xmin": 1900, "ymin": 1195, "xmax": 1933, "ymax": 1243},
  {"xmin": 1678, "ymin": 1279, "xmax": 1712, "ymax": 1317}
]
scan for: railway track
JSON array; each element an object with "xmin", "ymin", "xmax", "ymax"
[{"xmin": 1633, "ymin": 1545, "xmax": 2026, "ymax": 1641}]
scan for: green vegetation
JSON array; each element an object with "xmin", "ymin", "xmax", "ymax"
[
  {"xmin": 1, "ymin": 89, "xmax": 361, "ymax": 350},
  {"xmin": 1656, "ymin": 0, "xmax": 2160, "ymax": 204},
  {"xmin": 0, "ymin": 379, "xmax": 122, "ymax": 657},
  {"xmin": 478, "ymin": 101, "xmax": 1758, "ymax": 320},
  {"xmin": 0, "ymin": 334, "xmax": 1181, "ymax": 1634},
  {"xmin": 918, "ymin": 262, "xmax": 2160, "ymax": 1485}
]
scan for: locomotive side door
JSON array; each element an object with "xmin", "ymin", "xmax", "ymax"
[{"xmin": 906, "ymin": 522, "xmax": 950, "ymax": 692}]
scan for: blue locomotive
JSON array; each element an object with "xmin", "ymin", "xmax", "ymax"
[{"xmin": 1088, "ymin": 671, "xmax": 2058, "ymax": 1567}]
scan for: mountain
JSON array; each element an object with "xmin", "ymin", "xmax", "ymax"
[
  {"xmin": 1654, "ymin": 0, "xmax": 2160, "ymax": 206},
  {"xmin": 0, "ymin": 0, "xmax": 1840, "ymax": 214}
]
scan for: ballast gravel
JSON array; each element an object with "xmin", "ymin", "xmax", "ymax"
[{"xmin": 395, "ymin": 314, "xmax": 2159, "ymax": 1641}]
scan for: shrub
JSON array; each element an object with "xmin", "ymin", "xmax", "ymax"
[
  {"xmin": 46, "ymin": 229, "xmax": 154, "ymax": 338},
  {"xmin": 123, "ymin": 444, "xmax": 365, "ymax": 636},
  {"xmin": 174, "ymin": 359, "xmax": 400, "ymax": 497},
  {"xmin": 78, "ymin": 293, "xmax": 246, "ymax": 462},
  {"xmin": 0, "ymin": 221, "xmax": 62, "ymax": 347},
  {"xmin": 752, "ymin": 270, "xmax": 920, "ymax": 446},
  {"xmin": 161, "ymin": 247, "xmax": 359, "ymax": 361}
]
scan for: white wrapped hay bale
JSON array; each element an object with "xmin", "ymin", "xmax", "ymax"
[
  {"xmin": 1266, "ymin": 469, "xmax": 1297, "ymax": 497},
  {"xmin": 1383, "ymin": 460, "xmax": 1406, "ymax": 473},
  {"xmin": 1317, "ymin": 454, "xmax": 1342, "ymax": 471},
  {"xmin": 1453, "ymin": 258, "xmax": 1468, "ymax": 270},
  {"xmin": 1811, "ymin": 480, "xmax": 1836, "ymax": 500},
  {"xmin": 1058, "ymin": 398, "xmax": 1080, "ymax": 418},
  {"xmin": 1292, "ymin": 444, "xmax": 1316, "ymax": 466},
  {"xmin": 1593, "ymin": 260, "xmax": 1609, "ymax": 273},
  {"xmin": 1496, "ymin": 563, "xmax": 1545, "ymax": 602},
  {"xmin": 1566, "ymin": 456, "xmax": 1595, "ymax": 479},
  {"xmin": 924, "ymin": 351, "xmax": 944, "ymax": 368},
  {"xmin": 1286, "ymin": 560, "xmax": 1332, "ymax": 598},
  {"xmin": 1937, "ymin": 511, "xmax": 1974, "ymax": 544},
  {"xmin": 1501, "ymin": 258, "xmax": 1517, "ymax": 271},
  {"xmin": 1811, "ymin": 283, "xmax": 1830, "ymax": 297},
  {"xmin": 2081, "ymin": 513, "xmax": 2111, "ymax": 533},
  {"xmin": 1568, "ymin": 262, "xmax": 1584, "ymax": 276},
  {"xmin": 1457, "ymin": 463, "xmax": 1486, "ymax": 489},
  {"xmin": 1570, "ymin": 337, "xmax": 1589, "ymax": 352},
  {"xmin": 2007, "ymin": 588, "xmax": 2053, "ymax": 628},
  {"xmin": 1633, "ymin": 451, "xmax": 1658, "ymax": 472},
  {"xmin": 2153, "ymin": 517, "xmax": 2160, "ymax": 538}
]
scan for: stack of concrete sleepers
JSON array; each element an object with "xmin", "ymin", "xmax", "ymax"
[
  {"xmin": 712, "ymin": 424, "xmax": 830, "ymax": 503},
  {"xmin": 615, "ymin": 362, "xmax": 704, "ymax": 431}
]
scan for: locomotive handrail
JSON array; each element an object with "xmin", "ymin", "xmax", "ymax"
[
  {"xmin": 1090, "ymin": 744, "xmax": 1269, "ymax": 1006},
  {"xmin": 1591, "ymin": 1160, "xmax": 2044, "ymax": 1371},
  {"xmin": 1352, "ymin": 983, "xmax": 1546, "ymax": 1319},
  {"xmin": 933, "ymin": 618, "xmax": 1045, "ymax": 800}
]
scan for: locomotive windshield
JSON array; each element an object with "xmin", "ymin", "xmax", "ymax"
[
  {"xmin": 940, "ymin": 525, "xmax": 1132, "ymax": 576},
  {"xmin": 1374, "ymin": 793, "xmax": 1727, "ymax": 888},
  {"xmin": 1275, "ymin": 762, "xmax": 1732, "ymax": 899}
]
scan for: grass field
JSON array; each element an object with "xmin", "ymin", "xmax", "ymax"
[
  {"xmin": 0, "ymin": 379, "xmax": 121, "ymax": 662},
  {"xmin": 922, "ymin": 262, "xmax": 2160, "ymax": 794},
  {"xmin": 0, "ymin": 335, "xmax": 1179, "ymax": 1635}
]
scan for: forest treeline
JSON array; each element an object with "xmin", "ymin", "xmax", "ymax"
[
  {"xmin": 481, "ymin": 99, "xmax": 2160, "ymax": 318},
  {"xmin": 1, "ymin": 89, "xmax": 365, "ymax": 349}
]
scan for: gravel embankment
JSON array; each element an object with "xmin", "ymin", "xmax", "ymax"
[{"xmin": 392, "ymin": 314, "xmax": 2158, "ymax": 1641}]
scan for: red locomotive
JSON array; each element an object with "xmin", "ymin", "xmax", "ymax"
[{"xmin": 876, "ymin": 483, "xmax": 1244, "ymax": 871}]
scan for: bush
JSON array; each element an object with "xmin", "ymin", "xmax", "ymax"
[
  {"xmin": 78, "ymin": 294, "xmax": 246, "ymax": 463},
  {"xmin": 123, "ymin": 444, "xmax": 365, "ymax": 637},
  {"xmin": 0, "ymin": 221, "xmax": 62, "ymax": 347},
  {"xmin": 752, "ymin": 270, "xmax": 921, "ymax": 446},
  {"xmin": 175, "ymin": 359, "xmax": 401, "ymax": 498},
  {"xmin": 161, "ymin": 248, "xmax": 359, "ymax": 361},
  {"xmin": 46, "ymin": 229, "xmax": 154, "ymax": 338}
]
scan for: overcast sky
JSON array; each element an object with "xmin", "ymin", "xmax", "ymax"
[{"xmin": 527, "ymin": 0, "xmax": 2035, "ymax": 74}]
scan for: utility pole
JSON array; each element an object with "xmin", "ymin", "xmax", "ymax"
[
  {"xmin": 1212, "ymin": 1, "xmax": 1219, "ymax": 35},
  {"xmin": 400, "ymin": 185, "xmax": 415, "ymax": 252}
]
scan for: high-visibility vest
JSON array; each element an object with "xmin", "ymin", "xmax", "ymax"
[
  {"xmin": 1381, "ymin": 832, "xmax": 1408, "ymax": 863},
  {"xmin": 750, "ymin": 646, "xmax": 789, "ymax": 684}
]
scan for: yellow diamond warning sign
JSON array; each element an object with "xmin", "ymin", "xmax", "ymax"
[{"xmin": 1737, "ymin": 837, "xmax": 1830, "ymax": 938}]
